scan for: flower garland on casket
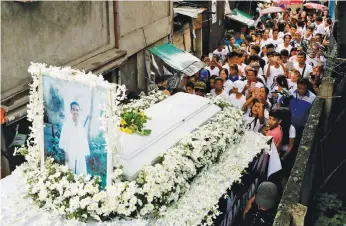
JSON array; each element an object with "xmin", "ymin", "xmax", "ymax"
[{"xmin": 17, "ymin": 67, "xmax": 270, "ymax": 225}]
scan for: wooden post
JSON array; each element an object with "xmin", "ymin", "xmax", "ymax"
[{"xmin": 319, "ymin": 76, "xmax": 334, "ymax": 131}]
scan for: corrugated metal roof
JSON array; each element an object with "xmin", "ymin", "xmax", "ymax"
[
  {"xmin": 148, "ymin": 43, "xmax": 205, "ymax": 76},
  {"xmin": 173, "ymin": 7, "xmax": 206, "ymax": 18}
]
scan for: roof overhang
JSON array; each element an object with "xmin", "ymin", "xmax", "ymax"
[
  {"xmin": 148, "ymin": 43, "xmax": 205, "ymax": 76},
  {"xmin": 173, "ymin": 7, "xmax": 206, "ymax": 18}
]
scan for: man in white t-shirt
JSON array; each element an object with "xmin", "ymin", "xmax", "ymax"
[
  {"xmin": 272, "ymin": 28, "xmax": 284, "ymax": 50},
  {"xmin": 206, "ymin": 55, "xmax": 222, "ymax": 76},
  {"xmin": 303, "ymin": 27, "xmax": 313, "ymax": 42},
  {"xmin": 265, "ymin": 52, "xmax": 287, "ymax": 92},
  {"xmin": 314, "ymin": 16, "xmax": 325, "ymax": 36},
  {"xmin": 294, "ymin": 52, "xmax": 313, "ymax": 78},
  {"xmin": 260, "ymin": 30, "xmax": 273, "ymax": 48},
  {"xmin": 213, "ymin": 41, "xmax": 228, "ymax": 62}
]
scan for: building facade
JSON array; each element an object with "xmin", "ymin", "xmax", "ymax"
[{"xmin": 0, "ymin": 1, "xmax": 173, "ymax": 177}]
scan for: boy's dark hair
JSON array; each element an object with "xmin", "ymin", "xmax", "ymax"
[
  {"xmin": 251, "ymin": 45, "xmax": 261, "ymax": 54},
  {"xmin": 227, "ymin": 51, "xmax": 238, "ymax": 59},
  {"xmin": 230, "ymin": 64, "xmax": 239, "ymax": 72},
  {"xmin": 217, "ymin": 40, "xmax": 225, "ymax": 46},
  {"xmin": 297, "ymin": 77, "xmax": 310, "ymax": 87},
  {"xmin": 210, "ymin": 75, "xmax": 217, "ymax": 80},
  {"xmin": 267, "ymin": 52, "xmax": 274, "ymax": 57},
  {"xmin": 214, "ymin": 77, "xmax": 224, "ymax": 84},
  {"xmin": 297, "ymin": 20, "xmax": 305, "ymax": 27},
  {"xmin": 249, "ymin": 54, "xmax": 261, "ymax": 62},
  {"xmin": 269, "ymin": 109, "xmax": 282, "ymax": 120},
  {"xmin": 280, "ymin": 49, "xmax": 289, "ymax": 57},
  {"xmin": 266, "ymin": 43, "xmax": 275, "ymax": 49},
  {"xmin": 316, "ymin": 16, "xmax": 323, "ymax": 22},
  {"xmin": 273, "ymin": 28, "xmax": 279, "ymax": 33},
  {"xmin": 70, "ymin": 101, "xmax": 80, "ymax": 110},
  {"xmin": 297, "ymin": 51, "xmax": 306, "ymax": 58},
  {"xmin": 186, "ymin": 82, "xmax": 194, "ymax": 89},
  {"xmin": 247, "ymin": 68, "xmax": 258, "ymax": 77},
  {"xmin": 273, "ymin": 52, "xmax": 281, "ymax": 57},
  {"xmin": 238, "ymin": 52, "xmax": 245, "ymax": 58}
]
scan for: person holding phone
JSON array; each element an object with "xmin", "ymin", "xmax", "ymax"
[
  {"xmin": 242, "ymin": 97, "xmax": 267, "ymax": 133},
  {"xmin": 265, "ymin": 52, "xmax": 288, "ymax": 95}
]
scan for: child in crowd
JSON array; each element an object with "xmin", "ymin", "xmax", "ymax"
[
  {"xmin": 210, "ymin": 77, "xmax": 230, "ymax": 101},
  {"xmin": 185, "ymin": 82, "xmax": 194, "ymax": 94},
  {"xmin": 229, "ymin": 80, "xmax": 246, "ymax": 109},
  {"xmin": 262, "ymin": 109, "xmax": 283, "ymax": 150},
  {"xmin": 194, "ymin": 81, "xmax": 207, "ymax": 97}
]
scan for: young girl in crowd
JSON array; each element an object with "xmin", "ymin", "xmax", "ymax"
[{"xmin": 243, "ymin": 98, "xmax": 266, "ymax": 132}]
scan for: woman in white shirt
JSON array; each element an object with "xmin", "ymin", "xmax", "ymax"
[
  {"xmin": 276, "ymin": 34, "xmax": 292, "ymax": 53},
  {"xmin": 243, "ymin": 98, "xmax": 266, "ymax": 133},
  {"xmin": 219, "ymin": 68, "xmax": 233, "ymax": 94},
  {"xmin": 229, "ymin": 80, "xmax": 246, "ymax": 109}
]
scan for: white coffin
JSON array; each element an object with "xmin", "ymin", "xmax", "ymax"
[{"xmin": 115, "ymin": 92, "xmax": 221, "ymax": 180}]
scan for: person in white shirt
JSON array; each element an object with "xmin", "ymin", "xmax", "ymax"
[
  {"xmin": 210, "ymin": 77, "xmax": 230, "ymax": 101},
  {"xmin": 213, "ymin": 41, "xmax": 228, "ymax": 62},
  {"xmin": 242, "ymin": 96, "xmax": 267, "ymax": 133},
  {"xmin": 265, "ymin": 52, "xmax": 288, "ymax": 92},
  {"xmin": 219, "ymin": 68, "xmax": 233, "ymax": 94},
  {"xmin": 302, "ymin": 27, "xmax": 313, "ymax": 42},
  {"xmin": 237, "ymin": 52, "xmax": 247, "ymax": 77},
  {"xmin": 294, "ymin": 52, "xmax": 313, "ymax": 78},
  {"xmin": 324, "ymin": 18, "xmax": 332, "ymax": 37},
  {"xmin": 206, "ymin": 55, "xmax": 222, "ymax": 76},
  {"xmin": 59, "ymin": 102, "xmax": 90, "ymax": 175},
  {"xmin": 276, "ymin": 34, "xmax": 292, "ymax": 53},
  {"xmin": 272, "ymin": 28, "xmax": 284, "ymax": 50},
  {"xmin": 314, "ymin": 16, "xmax": 325, "ymax": 36},
  {"xmin": 229, "ymin": 80, "xmax": 246, "ymax": 109},
  {"xmin": 287, "ymin": 69, "xmax": 300, "ymax": 94},
  {"xmin": 260, "ymin": 30, "xmax": 273, "ymax": 48}
]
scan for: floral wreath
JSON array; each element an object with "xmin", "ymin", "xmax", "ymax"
[{"xmin": 15, "ymin": 63, "xmax": 271, "ymax": 225}]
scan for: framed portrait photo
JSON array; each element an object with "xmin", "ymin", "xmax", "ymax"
[{"xmin": 32, "ymin": 64, "xmax": 125, "ymax": 188}]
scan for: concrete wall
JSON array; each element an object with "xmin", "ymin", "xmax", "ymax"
[
  {"xmin": 117, "ymin": 1, "xmax": 173, "ymax": 91},
  {"xmin": 1, "ymin": 1, "xmax": 115, "ymax": 99}
]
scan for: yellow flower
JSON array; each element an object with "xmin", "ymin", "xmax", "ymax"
[
  {"xmin": 120, "ymin": 119, "xmax": 126, "ymax": 126},
  {"xmin": 140, "ymin": 112, "xmax": 145, "ymax": 117},
  {"xmin": 120, "ymin": 127, "xmax": 133, "ymax": 134}
]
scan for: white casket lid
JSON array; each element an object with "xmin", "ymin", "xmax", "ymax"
[{"xmin": 115, "ymin": 93, "xmax": 221, "ymax": 180}]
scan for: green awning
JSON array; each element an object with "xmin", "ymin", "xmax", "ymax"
[
  {"xmin": 148, "ymin": 43, "xmax": 205, "ymax": 76},
  {"xmin": 225, "ymin": 8, "xmax": 255, "ymax": 26}
]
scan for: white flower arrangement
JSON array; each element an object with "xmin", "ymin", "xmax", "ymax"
[{"xmin": 16, "ymin": 63, "xmax": 272, "ymax": 225}]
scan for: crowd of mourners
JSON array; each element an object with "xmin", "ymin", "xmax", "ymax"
[{"xmin": 155, "ymin": 6, "xmax": 332, "ymax": 226}]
